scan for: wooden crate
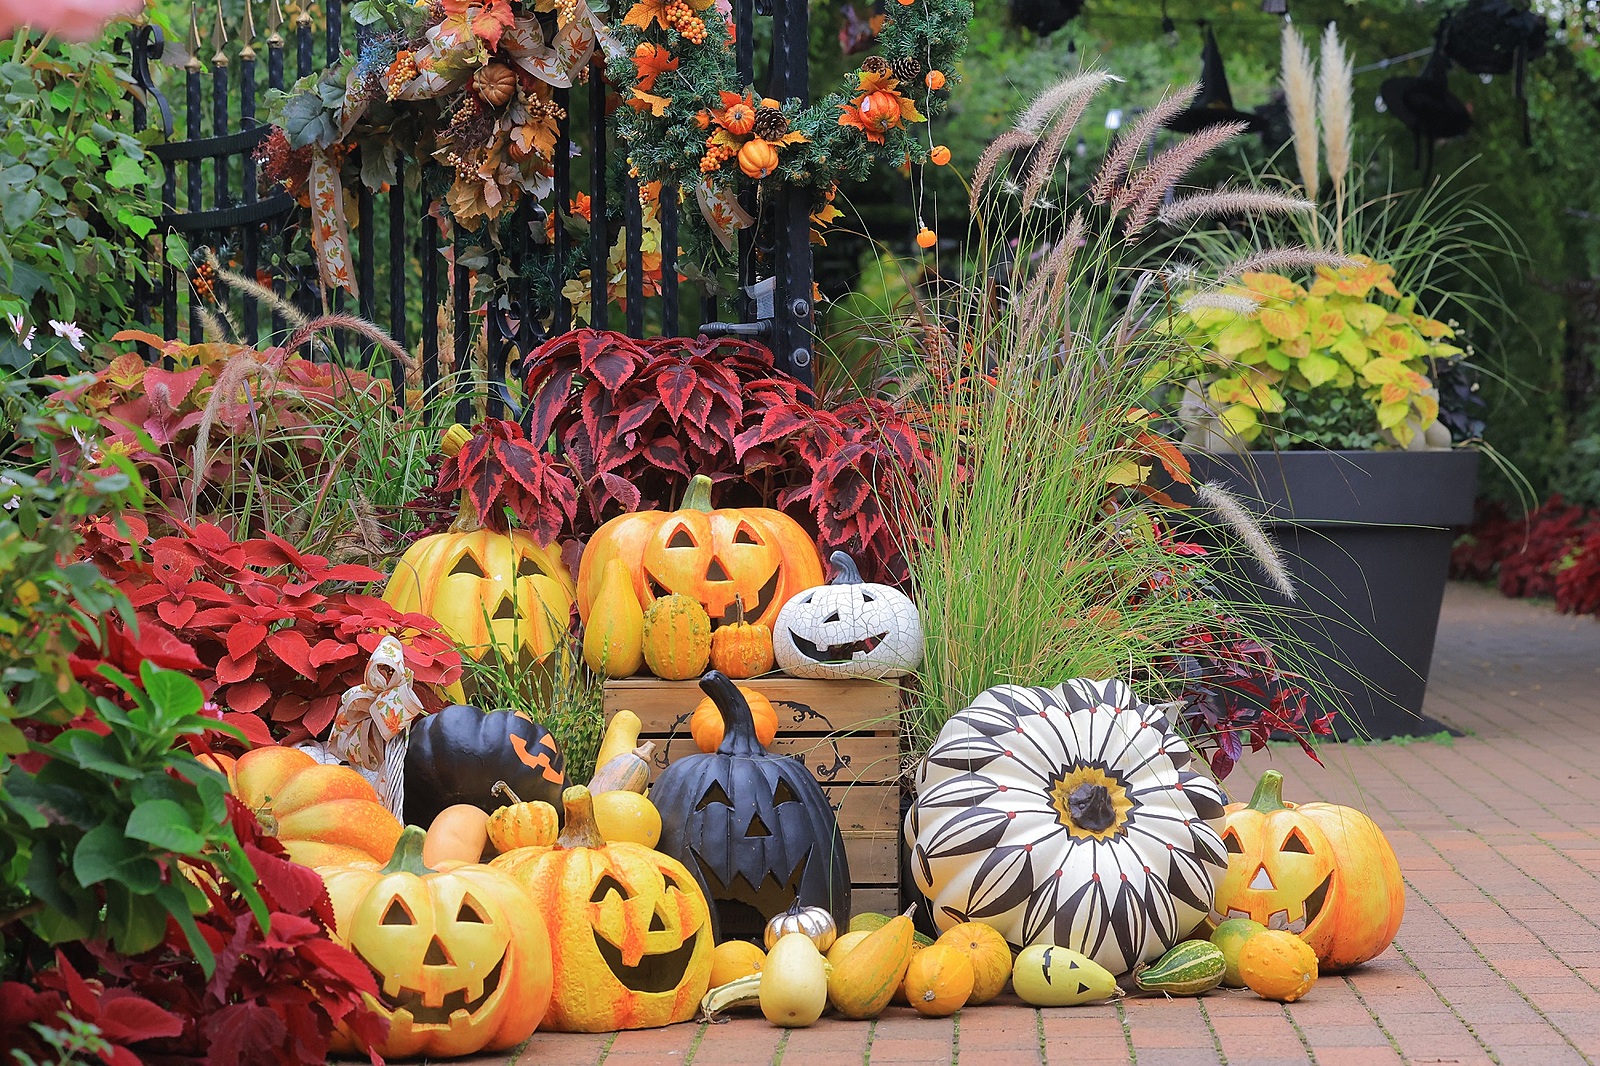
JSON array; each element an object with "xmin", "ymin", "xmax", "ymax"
[{"xmin": 602, "ymin": 677, "xmax": 902, "ymax": 920}]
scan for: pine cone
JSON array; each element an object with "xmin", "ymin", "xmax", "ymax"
[
  {"xmin": 752, "ymin": 107, "xmax": 789, "ymax": 140},
  {"xmin": 891, "ymin": 56, "xmax": 922, "ymax": 84},
  {"xmin": 860, "ymin": 55, "xmax": 891, "ymax": 76}
]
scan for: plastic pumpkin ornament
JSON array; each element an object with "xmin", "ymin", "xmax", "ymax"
[
  {"xmin": 929, "ymin": 145, "xmax": 951, "ymax": 166},
  {"xmin": 858, "ymin": 91, "xmax": 901, "ymax": 133},
  {"xmin": 1212, "ymin": 770, "xmax": 1404, "ymax": 972},
  {"xmin": 320, "ymin": 827, "xmax": 554, "ymax": 1059},
  {"xmin": 690, "ymin": 685, "xmax": 780, "ymax": 752},
  {"xmin": 578, "ymin": 474, "xmax": 824, "ymax": 632},
  {"xmin": 494, "ymin": 785, "xmax": 714, "ymax": 1031},
  {"xmin": 723, "ymin": 102, "xmax": 757, "ymax": 135},
  {"xmin": 230, "ymin": 746, "xmax": 402, "ymax": 867},
  {"xmin": 916, "ymin": 228, "xmax": 938, "ymax": 249},
  {"xmin": 925, "ymin": 70, "xmax": 946, "ymax": 90},
  {"xmin": 738, "ymin": 138, "xmax": 780, "ymax": 179},
  {"xmin": 708, "ymin": 594, "xmax": 775, "ymax": 679},
  {"xmin": 771, "ymin": 552, "xmax": 923, "ymax": 679}
]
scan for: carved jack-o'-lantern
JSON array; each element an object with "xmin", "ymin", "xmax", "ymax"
[
  {"xmin": 322, "ymin": 827, "xmax": 554, "ymax": 1060},
  {"xmin": 772, "ymin": 552, "xmax": 924, "ymax": 679},
  {"xmin": 577, "ymin": 474, "xmax": 824, "ymax": 631},
  {"xmin": 1213, "ymin": 770, "xmax": 1404, "ymax": 972},
  {"xmin": 648, "ymin": 671, "xmax": 851, "ymax": 943},
  {"xmin": 493, "ymin": 785, "xmax": 714, "ymax": 1031},
  {"xmin": 384, "ymin": 499, "xmax": 575, "ymax": 669}
]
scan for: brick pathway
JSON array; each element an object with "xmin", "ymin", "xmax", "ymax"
[{"xmin": 473, "ymin": 583, "xmax": 1600, "ymax": 1066}]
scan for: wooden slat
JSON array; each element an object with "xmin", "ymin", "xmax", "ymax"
[
  {"xmin": 638, "ymin": 734, "xmax": 898, "ymax": 785},
  {"xmin": 821, "ymin": 783, "xmax": 900, "ymax": 834},
  {"xmin": 850, "ymin": 887, "xmax": 902, "ymax": 921},
  {"xmin": 605, "ymin": 678, "xmax": 900, "ymax": 735},
  {"xmin": 842, "ymin": 831, "xmax": 899, "ymax": 883}
]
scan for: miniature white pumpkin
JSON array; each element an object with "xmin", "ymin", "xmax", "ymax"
[
  {"xmin": 771, "ymin": 552, "xmax": 923, "ymax": 679},
  {"xmin": 905, "ymin": 679, "xmax": 1229, "ymax": 978}
]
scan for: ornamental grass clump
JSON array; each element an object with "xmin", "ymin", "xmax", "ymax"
[{"xmin": 875, "ymin": 68, "xmax": 1332, "ymax": 771}]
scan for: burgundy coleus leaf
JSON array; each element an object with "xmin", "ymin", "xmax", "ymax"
[
  {"xmin": 644, "ymin": 435, "xmax": 689, "ymax": 477},
  {"xmin": 526, "ymin": 364, "xmax": 575, "ymax": 444},
  {"xmin": 578, "ymin": 329, "xmax": 648, "ymax": 389},
  {"xmin": 614, "ymin": 394, "xmax": 660, "ymax": 437},
  {"xmin": 466, "ymin": 462, "xmax": 508, "ymax": 529},
  {"xmin": 596, "ymin": 471, "xmax": 643, "ymax": 514},
  {"xmin": 654, "ymin": 362, "xmax": 701, "ymax": 423}
]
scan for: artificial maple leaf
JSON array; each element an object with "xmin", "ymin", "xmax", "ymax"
[
  {"xmin": 634, "ymin": 42, "xmax": 678, "ymax": 91},
  {"xmin": 439, "ymin": 0, "xmax": 517, "ymax": 50},
  {"xmin": 623, "ymin": 0, "xmax": 671, "ymax": 30},
  {"xmin": 631, "ymin": 89, "xmax": 672, "ymax": 116}
]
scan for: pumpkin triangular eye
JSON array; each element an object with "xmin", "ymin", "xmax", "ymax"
[
  {"xmin": 649, "ymin": 911, "xmax": 667, "ymax": 931},
  {"xmin": 860, "ymin": 591, "xmax": 875, "ymax": 602},
  {"xmin": 1222, "ymin": 829, "xmax": 1243, "ymax": 854},
  {"xmin": 1282, "ymin": 828, "xmax": 1312, "ymax": 853},
  {"xmin": 696, "ymin": 781, "xmax": 734, "ymax": 810},
  {"xmin": 773, "ymin": 778, "xmax": 798, "ymax": 806},
  {"xmin": 515, "ymin": 556, "xmax": 547, "ymax": 579},
  {"xmin": 382, "ymin": 898, "xmax": 414, "ymax": 925},
  {"xmin": 590, "ymin": 874, "xmax": 631, "ymax": 903},
  {"xmin": 456, "ymin": 897, "xmax": 487, "ymax": 923},
  {"xmin": 734, "ymin": 524, "xmax": 759, "ymax": 545},
  {"xmin": 450, "ymin": 553, "xmax": 486, "ymax": 578},
  {"xmin": 493, "ymin": 595, "xmax": 519, "ymax": 620},
  {"xmin": 667, "ymin": 526, "xmax": 696, "ymax": 549}
]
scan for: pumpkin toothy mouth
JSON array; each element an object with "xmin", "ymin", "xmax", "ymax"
[
  {"xmin": 646, "ymin": 569, "xmax": 782, "ymax": 630},
  {"xmin": 367, "ymin": 953, "xmax": 505, "ymax": 1026},
  {"xmin": 691, "ymin": 847, "xmax": 809, "ymax": 942},
  {"xmin": 593, "ymin": 928, "xmax": 703, "ymax": 993},
  {"xmin": 1211, "ymin": 871, "xmax": 1332, "ymax": 934},
  {"xmin": 788, "ymin": 631, "xmax": 888, "ymax": 663}
]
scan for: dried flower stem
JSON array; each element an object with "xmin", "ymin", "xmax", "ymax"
[
  {"xmin": 1015, "ymin": 70, "xmax": 1122, "ymax": 133},
  {"xmin": 1088, "ymin": 83, "xmax": 1199, "ymax": 205},
  {"xmin": 1119, "ymin": 122, "xmax": 1249, "ymax": 240},
  {"xmin": 1160, "ymin": 187, "xmax": 1314, "ymax": 226},
  {"xmin": 1319, "ymin": 23, "xmax": 1354, "ymax": 256},
  {"xmin": 971, "ymin": 130, "xmax": 1039, "ymax": 214},
  {"xmin": 1197, "ymin": 480, "xmax": 1296, "ymax": 600}
]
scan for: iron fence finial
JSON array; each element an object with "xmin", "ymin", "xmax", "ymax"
[
  {"xmin": 241, "ymin": 1, "xmax": 258, "ymax": 59},
  {"xmin": 185, "ymin": 3, "xmax": 203, "ymax": 70},
  {"xmin": 211, "ymin": 2, "xmax": 230, "ymax": 66},
  {"xmin": 267, "ymin": 0, "xmax": 284, "ymax": 45}
]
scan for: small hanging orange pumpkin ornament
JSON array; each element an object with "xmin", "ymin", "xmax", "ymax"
[
  {"xmin": 1212, "ymin": 770, "xmax": 1404, "ymax": 972},
  {"xmin": 738, "ymin": 138, "xmax": 780, "ymax": 179},
  {"xmin": 916, "ymin": 227, "xmax": 937, "ymax": 249},
  {"xmin": 929, "ymin": 145, "xmax": 951, "ymax": 166},
  {"xmin": 858, "ymin": 90, "xmax": 902, "ymax": 133},
  {"xmin": 925, "ymin": 70, "xmax": 946, "ymax": 91},
  {"xmin": 707, "ymin": 593, "xmax": 775, "ymax": 678},
  {"xmin": 723, "ymin": 102, "xmax": 757, "ymax": 135}
]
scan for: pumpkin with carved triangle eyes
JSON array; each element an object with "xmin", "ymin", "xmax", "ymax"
[
  {"xmin": 384, "ymin": 495, "xmax": 575, "ymax": 671},
  {"xmin": 492, "ymin": 785, "xmax": 715, "ymax": 1031},
  {"xmin": 321, "ymin": 826, "xmax": 554, "ymax": 1059},
  {"xmin": 1211, "ymin": 770, "xmax": 1404, "ymax": 972},
  {"xmin": 647, "ymin": 670, "xmax": 851, "ymax": 944},
  {"xmin": 405, "ymin": 704, "xmax": 568, "ymax": 832},
  {"xmin": 577, "ymin": 474, "xmax": 824, "ymax": 632}
]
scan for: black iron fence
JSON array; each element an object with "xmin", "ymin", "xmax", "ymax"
[{"xmin": 126, "ymin": 0, "xmax": 815, "ymax": 421}]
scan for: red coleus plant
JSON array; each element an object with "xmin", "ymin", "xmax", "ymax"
[
  {"xmin": 1451, "ymin": 496, "xmax": 1600, "ymax": 617},
  {"xmin": 437, "ymin": 418, "xmax": 578, "ymax": 545},
  {"xmin": 79, "ymin": 521, "xmax": 461, "ymax": 743}
]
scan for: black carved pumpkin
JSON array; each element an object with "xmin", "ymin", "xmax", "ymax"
[
  {"xmin": 404, "ymin": 704, "xmax": 568, "ymax": 830},
  {"xmin": 648, "ymin": 671, "xmax": 851, "ymax": 942}
]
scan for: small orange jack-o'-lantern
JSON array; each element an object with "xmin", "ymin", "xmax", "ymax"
[
  {"xmin": 1212, "ymin": 770, "xmax": 1404, "ymax": 972},
  {"xmin": 577, "ymin": 474, "xmax": 823, "ymax": 631},
  {"xmin": 493, "ymin": 785, "xmax": 715, "ymax": 1031},
  {"xmin": 321, "ymin": 827, "xmax": 554, "ymax": 1060}
]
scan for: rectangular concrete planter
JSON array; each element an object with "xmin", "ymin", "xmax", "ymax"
[{"xmin": 1185, "ymin": 449, "xmax": 1480, "ymax": 739}]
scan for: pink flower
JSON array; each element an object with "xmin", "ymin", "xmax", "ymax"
[{"xmin": 0, "ymin": 0, "xmax": 144, "ymax": 42}]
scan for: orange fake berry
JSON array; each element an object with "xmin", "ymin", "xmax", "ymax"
[
  {"xmin": 916, "ymin": 227, "xmax": 937, "ymax": 249},
  {"xmin": 930, "ymin": 144, "xmax": 951, "ymax": 166},
  {"xmin": 925, "ymin": 69, "xmax": 946, "ymax": 91}
]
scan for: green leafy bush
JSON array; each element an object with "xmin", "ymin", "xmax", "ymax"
[{"xmin": 0, "ymin": 31, "xmax": 158, "ymax": 360}]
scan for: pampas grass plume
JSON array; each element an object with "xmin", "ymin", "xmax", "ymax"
[
  {"xmin": 1160, "ymin": 187, "xmax": 1315, "ymax": 226},
  {"xmin": 1197, "ymin": 480, "xmax": 1297, "ymax": 600},
  {"xmin": 1281, "ymin": 23, "xmax": 1319, "ymax": 204}
]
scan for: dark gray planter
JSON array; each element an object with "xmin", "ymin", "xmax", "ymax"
[{"xmin": 1184, "ymin": 449, "xmax": 1480, "ymax": 739}]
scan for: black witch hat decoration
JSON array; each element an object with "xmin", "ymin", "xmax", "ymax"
[
  {"xmin": 1008, "ymin": 0, "xmax": 1084, "ymax": 38},
  {"xmin": 1380, "ymin": 29, "xmax": 1472, "ymax": 175},
  {"xmin": 1168, "ymin": 26, "xmax": 1264, "ymax": 134},
  {"xmin": 1440, "ymin": 0, "xmax": 1549, "ymax": 145}
]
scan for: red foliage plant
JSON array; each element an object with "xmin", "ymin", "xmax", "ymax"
[
  {"xmin": 78, "ymin": 517, "xmax": 461, "ymax": 743},
  {"xmin": 1451, "ymin": 496, "xmax": 1600, "ymax": 617},
  {"xmin": 0, "ymin": 796, "xmax": 387, "ymax": 1066},
  {"xmin": 437, "ymin": 417, "xmax": 577, "ymax": 544}
]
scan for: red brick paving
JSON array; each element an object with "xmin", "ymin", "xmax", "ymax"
[{"xmin": 468, "ymin": 584, "xmax": 1600, "ymax": 1065}]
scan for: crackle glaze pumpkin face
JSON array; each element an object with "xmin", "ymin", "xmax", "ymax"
[
  {"xmin": 1212, "ymin": 770, "xmax": 1405, "ymax": 972},
  {"xmin": 772, "ymin": 552, "xmax": 923, "ymax": 679},
  {"xmin": 493, "ymin": 786, "xmax": 714, "ymax": 1032},
  {"xmin": 577, "ymin": 475, "xmax": 823, "ymax": 631},
  {"xmin": 322, "ymin": 828, "xmax": 553, "ymax": 1060}
]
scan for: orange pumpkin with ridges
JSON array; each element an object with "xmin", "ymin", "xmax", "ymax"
[
  {"xmin": 230, "ymin": 746, "xmax": 401, "ymax": 867},
  {"xmin": 707, "ymin": 593, "xmax": 775, "ymax": 678},
  {"xmin": 689, "ymin": 685, "xmax": 779, "ymax": 753}
]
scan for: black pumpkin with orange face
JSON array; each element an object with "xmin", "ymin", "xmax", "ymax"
[
  {"xmin": 648, "ymin": 670, "xmax": 851, "ymax": 942},
  {"xmin": 405, "ymin": 704, "xmax": 567, "ymax": 829}
]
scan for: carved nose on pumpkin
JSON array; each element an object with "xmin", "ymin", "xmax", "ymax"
[
  {"xmin": 1249, "ymin": 865, "xmax": 1276, "ymax": 892},
  {"xmin": 706, "ymin": 557, "xmax": 731, "ymax": 581},
  {"xmin": 424, "ymin": 937, "xmax": 453, "ymax": 965}
]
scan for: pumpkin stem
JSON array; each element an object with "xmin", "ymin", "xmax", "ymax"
[
  {"xmin": 1248, "ymin": 770, "xmax": 1289, "ymax": 812},
  {"xmin": 556, "ymin": 784, "xmax": 607, "ymax": 849},
  {"xmin": 381, "ymin": 825, "xmax": 435, "ymax": 876},
  {"xmin": 682, "ymin": 474, "xmax": 715, "ymax": 513},
  {"xmin": 492, "ymin": 780, "xmax": 523, "ymax": 805},
  {"xmin": 728, "ymin": 593, "xmax": 746, "ymax": 627},
  {"xmin": 448, "ymin": 491, "xmax": 486, "ymax": 534},
  {"xmin": 828, "ymin": 551, "xmax": 863, "ymax": 585},
  {"xmin": 700, "ymin": 669, "xmax": 765, "ymax": 755}
]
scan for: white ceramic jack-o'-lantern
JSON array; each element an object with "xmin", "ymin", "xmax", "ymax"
[{"xmin": 771, "ymin": 552, "xmax": 923, "ymax": 679}]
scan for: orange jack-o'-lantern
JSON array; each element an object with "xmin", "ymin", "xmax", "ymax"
[
  {"xmin": 1212, "ymin": 770, "xmax": 1404, "ymax": 972},
  {"xmin": 577, "ymin": 474, "xmax": 823, "ymax": 632}
]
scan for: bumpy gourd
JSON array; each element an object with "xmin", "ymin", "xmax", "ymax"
[{"xmin": 642, "ymin": 593, "xmax": 712, "ymax": 680}]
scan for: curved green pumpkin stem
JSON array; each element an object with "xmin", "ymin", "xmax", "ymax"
[
  {"xmin": 383, "ymin": 825, "xmax": 436, "ymax": 875},
  {"xmin": 682, "ymin": 474, "xmax": 715, "ymax": 513},
  {"xmin": 448, "ymin": 491, "xmax": 486, "ymax": 534},
  {"xmin": 556, "ymin": 784, "xmax": 607, "ymax": 850},
  {"xmin": 701, "ymin": 669, "xmax": 765, "ymax": 756},
  {"xmin": 828, "ymin": 552, "xmax": 863, "ymax": 585},
  {"xmin": 1248, "ymin": 770, "xmax": 1289, "ymax": 812}
]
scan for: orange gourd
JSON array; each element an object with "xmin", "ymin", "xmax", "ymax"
[
  {"xmin": 707, "ymin": 594, "xmax": 775, "ymax": 679},
  {"xmin": 577, "ymin": 474, "xmax": 824, "ymax": 632},
  {"xmin": 1213, "ymin": 770, "xmax": 1404, "ymax": 972},
  {"xmin": 858, "ymin": 91, "xmax": 901, "ymax": 132},
  {"xmin": 723, "ymin": 102, "xmax": 756, "ymax": 135},
  {"xmin": 934, "ymin": 922, "xmax": 1011, "ymax": 1005},
  {"xmin": 1238, "ymin": 929, "xmax": 1319, "ymax": 1002},
  {"xmin": 642, "ymin": 593, "xmax": 712, "ymax": 680},
  {"xmin": 902, "ymin": 943, "xmax": 974, "ymax": 1017},
  {"xmin": 689, "ymin": 685, "xmax": 779, "ymax": 753},
  {"xmin": 423, "ymin": 804, "xmax": 492, "ymax": 865},
  {"xmin": 738, "ymin": 138, "xmax": 780, "ymax": 179},
  {"xmin": 230, "ymin": 746, "xmax": 402, "ymax": 867},
  {"xmin": 485, "ymin": 781, "xmax": 559, "ymax": 853}
]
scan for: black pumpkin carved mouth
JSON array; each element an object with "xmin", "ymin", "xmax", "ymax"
[
  {"xmin": 692, "ymin": 847, "xmax": 809, "ymax": 941},
  {"xmin": 592, "ymin": 928, "xmax": 703, "ymax": 993},
  {"xmin": 364, "ymin": 952, "xmax": 506, "ymax": 1026},
  {"xmin": 789, "ymin": 630, "xmax": 887, "ymax": 663}
]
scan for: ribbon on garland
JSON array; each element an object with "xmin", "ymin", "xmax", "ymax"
[
  {"xmin": 309, "ymin": 152, "xmax": 357, "ymax": 298},
  {"xmin": 328, "ymin": 635, "xmax": 425, "ymax": 817}
]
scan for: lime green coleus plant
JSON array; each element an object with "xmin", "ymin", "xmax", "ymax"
[{"xmin": 1177, "ymin": 260, "xmax": 1461, "ymax": 448}]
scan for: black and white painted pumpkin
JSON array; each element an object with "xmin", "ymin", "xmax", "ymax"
[
  {"xmin": 771, "ymin": 552, "xmax": 923, "ymax": 679},
  {"xmin": 905, "ymin": 679, "xmax": 1228, "ymax": 977}
]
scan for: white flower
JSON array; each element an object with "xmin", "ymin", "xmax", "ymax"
[
  {"xmin": 49, "ymin": 319, "xmax": 87, "ymax": 352},
  {"xmin": 5, "ymin": 313, "xmax": 22, "ymax": 337},
  {"xmin": 0, "ymin": 476, "xmax": 18, "ymax": 511},
  {"xmin": 5, "ymin": 313, "xmax": 31, "ymax": 351},
  {"xmin": 71, "ymin": 427, "xmax": 103, "ymax": 463}
]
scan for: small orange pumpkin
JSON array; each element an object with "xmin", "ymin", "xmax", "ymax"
[
  {"xmin": 916, "ymin": 227, "xmax": 937, "ymax": 249},
  {"xmin": 934, "ymin": 922, "xmax": 1011, "ymax": 1005},
  {"xmin": 858, "ymin": 90, "xmax": 901, "ymax": 132},
  {"xmin": 929, "ymin": 145, "xmax": 951, "ymax": 166},
  {"xmin": 1213, "ymin": 770, "xmax": 1403, "ymax": 972},
  {"xmin": 707, "ymin": 594, "xmax": 774, "ymax": 678},
  {"xmin": 723, "ymin": 102, "xmax": 756, "ymax": 135},
  {"xmin": 230, "ymin": 746, "xmax": 402, "ymax": 867},
  {"xmin": 689, "ymin": 685, "xmax": 779, "ymax": 752},
  {"xmin": 485, "ymin": 781, "xmax": 559, "ymax": 852},
  {"xmin": 472, "ymin": 63, "xmax": 517, "ymax": 107},
  {"xmin": 902, "ymin": 943, "xmax": 974, "ymax": 1017},
  {"xmin": 925, "ymin": 70, "xmax": 946, "ymax": 91},
  {"xmin": 738, "ymin": 138, "xmax": 780, "ymax": 179}
]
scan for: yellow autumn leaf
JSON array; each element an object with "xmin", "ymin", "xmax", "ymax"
[
  {"xmin": 1310, "ymin": 309, "xmax": 1347, "ymax": 348},
  {"xmin": 1376, "ymin": 400, "xmax": 1411, "ymax": 429},
  {"xmin": 1218, "ymin": 403, "xmax": 1263, "ymax": 441},
  {"xmin": 1360, "ymin": 357, "xmax": 1412, "ymax": 387},
  {"xmin": 1344, "ymin": 302, "xmax": 1387, "ymax": 333},
  {"xmin": 1259, "ymin": 305, "xmax": 1309, "ymax": 342},
  {"xmin": 1105, "ymin": 460, "xmax": 1152, "ymax": 486},
  {"xmin": 1413, "ymin": 391, "xmax": 1440, "ymax": 426},
  {"xmin": 630, "ymin": 89, "xmax": 671, "ymax": 116},
  {"xmin": 1411, "ymin": 314, "xmax": 1454, "ymax": 339},
  {"xmin": 1213, "ymin": 317, "xmax": 1266, "ymax": 356},
  {"xmin": 1300, "ymin": 352, "xmax": 1342, "ymax": 387},
  {"xmin": 1331, "ymin": 330, "xmax": 1370, "ymax": 368},
  {"xmin": 1241, "ymin": 272, "xmax": 1304, "ymax": 303}
]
